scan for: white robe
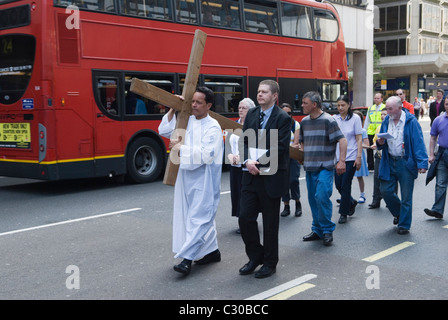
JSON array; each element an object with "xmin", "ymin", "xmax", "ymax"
[{"xmin": 158, "ymin": 113, "xmax": 223, "ymax": 260}]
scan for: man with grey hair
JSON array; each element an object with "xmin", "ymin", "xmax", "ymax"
[
  {"xmin": 376, "ymin": 95, "xmax": 428, "ymax": 234},
  {"xmin": 299, "ymin": 91, "xmax": 347, "ymax": 246}
]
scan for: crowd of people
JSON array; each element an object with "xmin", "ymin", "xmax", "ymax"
[{"xmin": 158, "ymin": 81, "xmax": 447, "ymax": 278}]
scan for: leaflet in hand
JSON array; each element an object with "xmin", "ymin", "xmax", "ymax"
[
  {"xmin": 377, "ymin": 132, "xmax": 394, "ymax": 139},
  {"xmin": 249, "ymin": 147, "xmax": 267, "ymax": 160}
]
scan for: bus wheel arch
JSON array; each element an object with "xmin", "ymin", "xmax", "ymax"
[{"xmin": 125, "ymin": 134, "xmax": 165, "ymax": 183}]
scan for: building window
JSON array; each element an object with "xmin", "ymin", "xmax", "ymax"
[
  {"xmin": 419, "ymin": 36, "xmax": 439, "ymax": 54},
  {"xmin": 374, "ymin": 38, "xmax": 406, "ymax": 57},
  {"xmin": 420, "ymin": 2, "xmax": 441, "ymax": 33},
  {"xmin": 386, "ymin": 39, "xmax": 398, "ymax": 56},
  {"xmin": 378, "ymin": 4, "xmax": 407, "ymax": 32}
]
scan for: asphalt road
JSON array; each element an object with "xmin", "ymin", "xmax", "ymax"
[{"xmin": 0, "ymin": 115, "xmax": 447, "ymax": 305}]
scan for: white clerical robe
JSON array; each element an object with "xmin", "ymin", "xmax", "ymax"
[{"xmin": 158, "ymin": 113, "xmax": 223, "ymax": 260}]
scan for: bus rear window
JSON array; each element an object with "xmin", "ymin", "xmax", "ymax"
[{"xmin": 0, "ymin": 35, "xmax": 35, "ymax": 105}]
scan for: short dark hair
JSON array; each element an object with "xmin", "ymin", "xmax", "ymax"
[{"xmin": 196, "ymin": 86, "xmax": 214, "ymax": 104}]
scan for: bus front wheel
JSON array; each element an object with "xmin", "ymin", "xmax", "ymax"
[{"xmin": 126, "ymin": 137, "xmax": 164, "ymax": 183}]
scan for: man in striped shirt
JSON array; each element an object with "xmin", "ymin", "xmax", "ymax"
[{"xmin": 299, "ymin": 91, "xmax": 347, "ymax": 246}]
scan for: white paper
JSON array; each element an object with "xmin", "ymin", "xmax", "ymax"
[
  {"xmin": 249, "ymin": 147, "xmax": 267, "ymax": 161},
  {"xmin": 377, "ymin": 132, "xmax": 394, "ymax": 139}
]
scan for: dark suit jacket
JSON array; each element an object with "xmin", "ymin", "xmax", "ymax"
[
  {"xmin": 240, "ymin": 105, "xmax": 291, "ymax": 198},
  {"xmin": 429, "ymin": 100, "xmax": 443, "ymax": 125}
]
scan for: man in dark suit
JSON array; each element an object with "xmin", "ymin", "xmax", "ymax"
[
  {"xmin": 238, "ymin": 80, "xmax": 291, "ymax": 278},
  {"xmin": 429, "ymin": 89, "xmax": 444, "ymax": 126}
]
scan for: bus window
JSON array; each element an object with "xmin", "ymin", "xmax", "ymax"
[
  {"xmin": 200, "ymin": 0, "xmax": 240, "ymax": 29},
  {"xmin": 175, "ymin": 0, "xmax": 198, "ymax": 24},
  {"xmin": 203, "ymin": 76, "xmax": 243, "ymax": 113},
  {"xmin": 244, "ymin": 0, "xmax": 279, "ymax": 34},
  {"xmin": 313, "ymin": 9, "xmax": 338, "ymax": 42},
  {"xmin": 321, "ymin": 81, "xmax": 343, "ymax": 112},
  {"xmin": 54, "ymin": 0, "xmax": 116, "ymax": 12},
  {"xmin": 0, "ymin": 35, "xmax": 35, "ymax": 105},
  {"xmin": 96, "ymin": 77, "xmax": 120, "ymax": 116},
  {"xmin": 120, "ymin": 0, "xmax": 172, "ymax": 19},
  {"xmin": 281, "ymin": 3, "xmax": 312, "ymax": 39},
  {"xmin": 124, "ymin": 73, "xmax": 175, "ymax": 115}
]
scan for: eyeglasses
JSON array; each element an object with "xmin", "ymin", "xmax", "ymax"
[{"xmin": 397, "ymin": 93, "xmax": 403, "ymax": 95}]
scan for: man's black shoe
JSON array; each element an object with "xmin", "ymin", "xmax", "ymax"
[
  {"xmin": 239, "ymin": 261, "xmax": 261, "ymax": 275},
  {"xmin": 349, "ymin": 200, "xmax": 358, "ymax": 216},
  {"xmin": 397, "ymin": 228, "xmax": 409, "ymax": 235},
  {"xmin": 280, "ymin": 205, "xmax": 290, "ymax": 217},
  {"xmin": 194, "ymin": 249, "xmax": 221, "ymax": 265},
  {"xmin": 368, "ymin": 202, "xmax": 380, "ymax": 209},
  {"xmin": 424, "ymin": 208, "xmax": 443, "ymax": 219},
  {"xmin": 303, "ymin": 232, "xmax": 321, "ymax": 241},
  {"xmin": 393, "ymin": 215, "xmax": 399, "ymax": 225},
  {"xmin": 295, "ymin": 201, "xmax": 302, "ymax": 217},
  {"xmin": 254, "ymin": 265, "xmax": 276, "ymax": 278},
  {"xmin": 173, "ymin": 259, "xmax": 192, "ymax": 275},
  {"xmin": 323, "ymin": 233, "xmax": 333, "ymax": 246},
  {"xmin": 338, "ymin": 215, "xmax": 347, "ymax": 224}
]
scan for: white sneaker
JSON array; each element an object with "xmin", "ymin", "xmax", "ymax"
[{"xmin": 358, "ymin": 196, "xmax": 366, "ymax": 203}]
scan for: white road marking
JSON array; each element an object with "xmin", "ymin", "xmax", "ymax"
[
  {"xmin": 245, "ymin": 274, "xmax": 317, "ymax": 300},
  {"xmin": 0, "ymin": 208, "xmax": 142, "ymax": 237}
]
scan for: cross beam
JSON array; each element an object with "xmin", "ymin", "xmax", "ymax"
[{"xmin": 130, "ymin": 29, "xmax": 303, "ymax": 186}]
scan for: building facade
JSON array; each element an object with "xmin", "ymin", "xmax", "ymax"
[
  {"xmin": 374, "ymin": 0, "xmax": 448, "ymax": 101},
  {"xmin": 324, "ymin": 0, "xmax": 374, "ymax": 108}
]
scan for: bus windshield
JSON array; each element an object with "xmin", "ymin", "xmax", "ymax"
[{"xmin": 0, "ymin": 34, "xmax": 35, "ymax": 105}]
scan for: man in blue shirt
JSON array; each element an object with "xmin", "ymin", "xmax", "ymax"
[{"xmin": 424, "ymin": 98, "xmax": 448, "ymax": 219}]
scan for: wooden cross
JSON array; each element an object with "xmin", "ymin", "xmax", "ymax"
[{"xmin": 130, "ymin": 29, "xmax": 303, "ymax": 186}]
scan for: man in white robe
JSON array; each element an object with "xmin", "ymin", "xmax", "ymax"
[{"xmin": 158, "ymin": 87, "xmax": 223, "ymax": 275}]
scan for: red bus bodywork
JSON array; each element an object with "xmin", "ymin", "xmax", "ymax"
[{"xmin": 0, "ymin": 0, "xmax": 348, "ymax": 182}]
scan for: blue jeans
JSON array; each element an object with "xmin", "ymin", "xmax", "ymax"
[
  {"xmin": 432, "ymin": 151, "xmax": 448, "ymax": 215},
  {"xmin": 334, "ymin": 160, "xmax": 357, "ymax": 215},
  {"xmin": 306, "ymin": 169, "xmax": 335, "ymax": 236},
  {"xmin": 379, "ymin": 156, "xmax": 415, "ymax": 230}
]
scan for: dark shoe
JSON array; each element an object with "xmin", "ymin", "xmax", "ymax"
[
  {"xmin": 338, "ymin": 215, "xmax": 347, "ymax": 224},
  {"xmin": 393, "ymin": 215, "xmax": 399, "ymax": 225},
  {"xmin": 349, "ymin": 200, "xmax": 358, "ymax": 216},
  {"xmin": 239, "ymin": 260, "xmax": 261, "ymax": 275},
  {"xmin": 255, "ymin": 265, "xmax": 276, "ymax": 278},
  {"xmin": 397, "ymin": 228, "xmax": 409, "ymax": 235},
  {"xmin": 173, "ymin": 259, "xmax": 192, "ymax": 275},
  {"xmin": 280, "ymin": 205, "xmax": 290, "ymax": 217},
  {"xmin": 295, "ymin": 201, "xmax": 302, "ymax": 217},
  {"xmin": 368, "ymin": 202, "xmax": 380, "ymax": 209},
  {"xmin": 323, "ymin": 233, "xmax": 333, "ymax": 246},
  {"xmin": 194, "ymin": 249, "xmax": 221, "ymax": 265},
  {"xmin": 424, "ymin": 208, "xmax": 443, "ymax": 219},
  {"xmin": 303, "ymin": 232, "xmax": 321, "ymax": 241}
]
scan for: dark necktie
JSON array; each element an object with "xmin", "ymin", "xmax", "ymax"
[{"xmin": 259, "ymin": 111, "xmax": 265, "ymax": 128}]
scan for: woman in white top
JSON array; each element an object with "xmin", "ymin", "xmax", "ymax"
[
  {"xmin": 333, "ymin": 95, "xmax": 363, "ymax": 224},
  {"xmin": 227, "ymin": 98, "xmax": 256, "ymax": 232}
]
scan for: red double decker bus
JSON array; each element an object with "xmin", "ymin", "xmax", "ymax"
[{"xmin": 0, "ymin": 0, "xmax": 347, "ymax": 183}]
